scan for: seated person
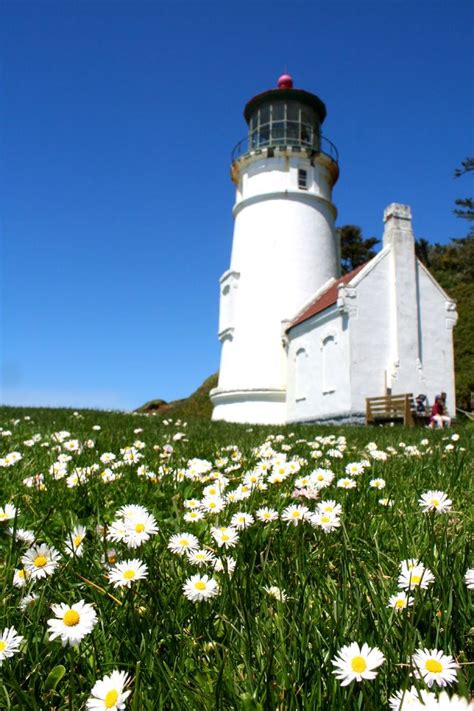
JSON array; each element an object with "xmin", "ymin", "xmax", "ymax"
[
  {"xmin": 416, "ymin": 394, "xmax": 428, "ymax": 415},
  {"xmin": 429, "ymin": 395, "xmax": 451, "ymax": 428}
]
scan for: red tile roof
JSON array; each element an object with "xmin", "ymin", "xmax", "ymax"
[{"xmin": 287, "ymin": 262, "xmax": 367, "ymax": 331}]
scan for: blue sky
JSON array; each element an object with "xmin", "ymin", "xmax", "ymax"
[{"xmin": 1, "ymin": 0, "xmax": 473, "ymax": 411}]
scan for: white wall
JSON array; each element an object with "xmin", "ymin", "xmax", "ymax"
[{"xmin": 286, "ymin": 306, "xmax": 351, "ymax": 422}]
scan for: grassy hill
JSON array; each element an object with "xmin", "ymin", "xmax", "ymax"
[{"xmin": 135, "ymin": 373, "xmax": 218, "ymax": 419}]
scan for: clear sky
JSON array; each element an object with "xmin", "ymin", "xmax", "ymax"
[{"xmin": 1, "ymin": 0, "xmax": 473, "ymax": 411}]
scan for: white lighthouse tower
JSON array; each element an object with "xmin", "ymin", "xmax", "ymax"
[{"xmin": 210, "ymin": 74, "xmax": 340, "ymax": 424}]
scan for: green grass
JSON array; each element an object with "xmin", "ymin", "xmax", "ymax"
[{"xmin": 0, "ymin": 406, "xmax": 472, "ymax": 710}]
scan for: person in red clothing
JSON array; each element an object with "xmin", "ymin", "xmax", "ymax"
[{"xmin": 429, "ymin": 395, "xmax": 451, "ymax": 428}]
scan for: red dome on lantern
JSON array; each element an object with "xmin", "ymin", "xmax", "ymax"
[{"xmin": 277, "ymin": 73, "xmax": 293, "ymax": 89}]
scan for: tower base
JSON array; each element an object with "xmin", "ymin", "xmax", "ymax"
[{"xmin": 210, "ymin": 387, "xmax": 286, "ymax": 425}]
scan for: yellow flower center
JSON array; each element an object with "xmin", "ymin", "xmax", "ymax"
[
  {"xmin": 135, "ymin": 523, "xmax": 145, "ymax": 533},
  {"xmin": 395, "ymin": 599, "xmax": 405, "ymax": 608},
  {"xmin": 431, "ymin": 498, "xmax": 440, "ymax": 507},
  {"xmin": 410, "ymin": 575, "xmax": 421, "ymax": 585},
  {"xmin": 73, "ymin": 535, "xmax": 82, "ymax": 547},
  {"xmin": 263, "ymin": 513, "xmax": 270, "ymax": 519},
  {"xmin": 18, "ymin": 570, "xmax": 25, "ymax": 578},
  {"xmin": 63, "ymin": 610, "xmax": 80, "ymax": 626},
  {"xmin": 321, "ymin": 516, "xmax": 330, "ymax": 523},
  {"xmin": 123, "ymin": 570, "xmax": 136, "ymax": 579},
  {"xmin": 179, "ymin": 539, "xmax": 189, "ymax": 546},
  {"xmin": 0, "ymin": 513, "xmax": 8, "ymax": 520},
  {"xmin": 351, "ymin": 656, "xmax": 367, "ymax": 673},
  {"xmin": 425, "ymin": 659, "xmax": 443, "ymax": 673},
  {"xmin": 105, "ymin": 689, "xmax": 119, "ymax": 708},
  {"xmin": 221, "ymin": 534, "xmax": 230, "ymax": 541},
  {"xmin": 209, "ymin": 502, "xmax": 216, "ymax": 508},
  {"xmin": 194, "ymin": 581, "xmax": 206, "ymax": 591},
  {"xmin": 323, "ymin": 506, "xmax": 333, "ymax": 512},
  {"xmin": 0, "ymin": 641, "xmax": 6, "ymax": 651},
  {"xmin": 34, "ymin": 555, "xmax": 48, "ymax": 568},
  {"xmin": 291, "ymin": 511, "xmax": 301, "ymax": 518}
]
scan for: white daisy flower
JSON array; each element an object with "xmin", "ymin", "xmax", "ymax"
[
  {"xmin": 310, "ymin": 511, "xmax": 341, "ymax": 532},
  {"xmin": 86, "ymin": 669, "xmax": 132, "ymax": 710},
  {"xmin": 388, "ymin": 685, "xmax": 435, "ymax": 710},
  {"xmin": 13, "ymin": 568, "xmax": 29, "ymax": 588},
  {"xmin": 331, "ymin": 641, "xmax": 385, "ymax": 686},
  {"xmin": 210, "ymin": 526, "xmax": 239, "ymax": 549},
  {"xmin": 316, "ymin": 500, "xmax": 342, "ymax": 516},
  {"xmin": 464, "ymin": 568, "xmax": 474, "ymax": 590},
  {"xmin": 0, "ymin": 627, "xmax": 23, "ymax": 665},
  {"xmin": 187, "ymin": 549, "xmax": 217, "ymax": 567},
  {"xmin": 183, "ymin": 510, "xmax": 204, "ymax": 523},
  {"xmin": 0, "ymin": 504, "xmax": 17, "ymax": 522},
  {"xmin": 281, "ymin": 504, "xmax": 309, "ymax": 525},
  {"xmin": 108, "ymin": 559, "xmax": 148, "ymax": 588},
  {"xmin": 7, "ymin": 527, "xmax": 35, "ymax": 545},
  {"xmin": 167, "ymin": 533, "xmax": 200, "ymax": 556},
  {"xmin": 200, "ymin": 496, "xmax": 226, "ymax": 514},
  {"xmin": 19, "ymin": 593, "xmax": 39, "ymax": 611},
  {"xmin": 411, "ymin": 648, "xmax": 459, "ymax": 688},
  {"xmin": 398, "ymin": 564, "xmax": 435, "ymax": 591},
  {"xmin": 255, "ymin": 507, "xmax": 279, "ymax": 523},
  {"xmin": 370, "ymin": 478, "xmax": 386, "ymax": 489},
  {"xmin": 418, "ymin": 491, "xmax": 453, "ymax": 514},
  {"xmin": 230, "ymin": 512, "xmax": 254, "ymax": 530},
  {"xmin": 213, "ymin": 556, "xmax": 236, "ymax": 574},
  {"xmin": 65, "ymin": 524, "xmax": 87, "ymax": 557},
  {"xmin": 182, "ymin": 574, "xmax": 219, "ymax": 602},
  {"xmin": 263, "ymin": 585, "xmax": 287, "ymax": 602},
  {"xmin": 387, "ymin": 591, "xmax": 414, "ymax": 611},
  {"xmin": 423, "ymin": 692, "xmax": 474, "ymax": 709},
  {"xmin": 123, "ymin": 513, "xmax": 159, "ymax": 549},
  {"xmin": 47, "ymin": 600, "xmax": 98, "ymax": 647},
  {"xmin": 22, "ymin": 543, "xmax": 61, "ymax": 580},
  {"xmin": 337, "ymin": 478, "xmax": 357, "ymax": 489},
  {"xmin": 345, "ymin": 462, "xmax": 365, "ymax": 476},
  {"xmin": 107, "ymin": 520, "xmax": 128, "ymax": 544}
]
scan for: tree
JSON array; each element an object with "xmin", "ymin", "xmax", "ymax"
[
  {"xmin": 337, "ymin": 225, "xmax": 380, "ymax": 274},
  {"xmin": 454, "ymin": 156, "xmax": 474, "ymax": 236}
]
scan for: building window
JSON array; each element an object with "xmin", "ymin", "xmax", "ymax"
[
  {"xmin": 298, "ymin": 169, "xmax": 308, "ymax": 190},
  {"xmin": 295, "ymin": 347, "xmax": 308, "ymax": 401},
  {"xmin": 322, "ymin": 335, "xmax": 336, "ymax": 394}
]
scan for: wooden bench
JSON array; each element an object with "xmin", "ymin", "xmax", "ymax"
[{"xmin": 366, "ymin": 393, "xmax": 430, "ymax": 426}]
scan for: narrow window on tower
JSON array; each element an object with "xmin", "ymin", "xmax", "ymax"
[{"xmin": 298, "ymin": 169, "xmax": 308, "ymax": 190}]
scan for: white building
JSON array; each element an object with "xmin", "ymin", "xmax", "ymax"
[{"xmin": 210, "ymin": 75, "xmax": 457, "ymax": 424}]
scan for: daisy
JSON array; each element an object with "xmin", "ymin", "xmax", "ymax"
[
  {"xmin": 65, "ymin": 524, "xmax": 87, "ymax": 557},
  {"xmin": 331, "ymin": 641, "xmax": 385, "ymax": 686},
  {"xmin": 123, "ymin": 513, "xmax": 159, "ymax": 549},
  {"xmin": 387, "ymin": 591, "xmax": 414, "ymax": 611},
  {"xmin": 19, "ymin": 593, "xmax": 39, "ymax": 611},
  {"xmin": 116, "ymin": 504, "xmax": 149, "ymax": 521},
  {"xmin": 256, "ymin": 507, "xmax": 279, "ymax": 523},
  {"xmin": 187, "ymin": 549, "xmax": 217, "ymax": 567},
  {"xmin": 213, "ymin": 556, "xmax": 236, "ymax": 574},
  {"xmin": 281, "ymin": 504, "xmax": 309, "ymax": 525},
  {"xmin": 13, "ymin": 568, "xmax": 29, "ymax": 588},
  {"xmin": 398, "ymin": 564, "xmax": 435, "ymax": 591},
  {"xmin": 211, "ymin": 526, "xmax": 239, "ymax": 549},
  {"xmin": 22, "ymin": 543, "xmax": 61, "ymax": 580},
  {"xmin": 86, "ymin": 669, "xmax": 131, "ymax": 710},
  {"xmin": 200, "ymin": 496, "xmax": 226, "ymax": 514},
  {"xmin": 167, "ymin": 533, "xmax": 200, "ymax": 556},
  {"xmin": 424, "ymin": 692, "xmax": 474, "ymax": 709},
  {"xmin": 411, "ymin": 648, "xmax": 459, "ymax": 688},
  {"xmin": 316, "ymin": 500, "xmax": 342, "ymax": 516},
  {"xmin": 182, "ymin": 574, "xmax": 219, "ymax": 602},
  {"xmin": 230, "ymin": 512, "xmax": 254, "ymax": 530},
  {"xmin": 263, "ymin": 585, "xmax": 287, "ymax": 602},
  {"xmin": 345, "ymin": 462, "xmax": 365, "ymax": 476},
  {"xmin": 310, "ymin": 511, "xmax": 341, "ymax": 532},
  {"xmin": 388, "ymin": 686, "xmax": 435, "ymax": 710},
  {"xmin": 337, "ymin": 478, "xmax": 357, "ymax": 489},
  {"xmin": 464, "ymin": 568, "xmax": 474, "ymax": 590},
  {"xmin": 7, "ymin": 527, "xmax": 35, "ymax": 545},
  {"xmin": 310, "ymin": 469, "xmax": 335, "ymax": 488},
  {"xmin": 370, "ymin": 478, "xmax": 386, "ymax": 489},
  {"xmin": 418, "ymin": 491, "xmax": 453, "ymax": 514},
  {"xmin": 0, "ymin": 627, "xmax": 23, "ymax": 665},
  {"xmin": 107, "ymin": 520, "xmax": 128, "ymax": 544},
  {"xmin": 183, "ymin": 510, "xmax": 204, "ymax": 523},
  {"xmin": 108, "ymin": 559, "xmax": 148, "ymax": 588},
  {"xmin": 47, "ymin": 600, "xmax": 98, "ymax": 647},
  {"xmin": 0, "ymin": 504, "xmax": 17, "ymax": 522}
]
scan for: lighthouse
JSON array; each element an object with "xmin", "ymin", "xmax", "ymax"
[{"xmin": 210, "ymin": 74, "xmax": 341, "ymax": 424}]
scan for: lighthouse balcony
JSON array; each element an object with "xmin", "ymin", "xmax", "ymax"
[{"xmin": 231, "ymin": 132, "xmax": 338, "ymax": 165}]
